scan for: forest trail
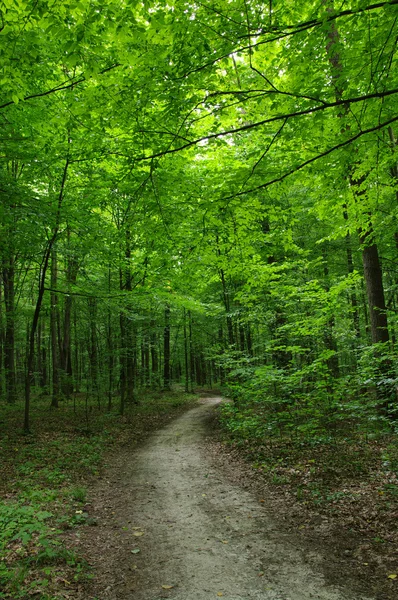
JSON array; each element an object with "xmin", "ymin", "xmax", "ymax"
[{"xmin": 77, "ymin": 398, "xmax": 373, "ymax": 600}]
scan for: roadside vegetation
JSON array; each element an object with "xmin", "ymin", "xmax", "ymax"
[
  {"xmin": 1, "ymin": 0, "xmax": 398, "ymax": 596},
  {"xmin": 0, "ymin": 390, "xmax": 195, "ymax": 599},
  {"xmin": 218, "ymin": 352, "xmax": 398, "ymax": 583}
]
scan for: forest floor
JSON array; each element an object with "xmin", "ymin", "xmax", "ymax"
[{"xmin": 70, "ymin": 396, "xmax": 396, "ymax": 600}]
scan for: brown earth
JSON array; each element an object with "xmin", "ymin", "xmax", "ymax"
[{"xmin": 68, "ymin": 397, "xmax": 397, "ymax": 600}]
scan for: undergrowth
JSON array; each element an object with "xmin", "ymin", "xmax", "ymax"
[
  {"xmin": 217, "ymin": 360, "xmax": 398, "ymax": 585},
  {"xmin": 0, "ymin": 388, "xmax": 196, "ymax": 599}
]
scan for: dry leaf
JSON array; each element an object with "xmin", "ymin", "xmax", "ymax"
[
  {"xmin": 217, "ymin": 593, "xmax": 224, "ymax": 597},
  {"xmin": 162, "ymin": 584, "xmax": 174, "ymax": 589},
  {"xmin": 133, "ymin": 531, "xmax": 144, "ymax": 537}
]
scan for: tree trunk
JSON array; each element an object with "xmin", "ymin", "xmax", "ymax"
[
  {"xmin": 107, "ymin": 268, "xmax": 114, "ymax": 411},
  {"xmin": 344, "ymin": 210, "xmax": 361, "ymax": 338},
  {"xmin": 2, "ymin": 256, "xmax": 16, "ymax": 404},
  {"xmin": 0, "ymin": 280, "xmax": 4, "ymax": 399},
  {"xmin": 61, "ymin": 247, "xmax": 78, "ymax": 397},
  {"xmin": 150, "ymin": 319, "xmax": 159, "ymax": 385},
  {"xmin": 37, "ymin": 318, "xmax": 47, "ymax": 388},
  {"xmin": 88, "ymin": 297, "xmax": 99, "ymax": 403},
  {"xmin": 183, "ymin": 308, "xmax": 189, "ymax": 392},
  {"xmin": 359, "ymin": 233, "xmax": 389, "ymax": 345},
  {"xmin": 50, "ymin": 248, "xmax": 59, "ymax": 407},
  {"xmin": 189, "ymin": 311, "xmax": 195, "ymax": 390},
  {"xmin": 24, "ymin": 155, "xmax": 69, "ymax": 433},
  {"xmin": 163, "ymin": 304, "xmax": 171, "ymax": 389}
]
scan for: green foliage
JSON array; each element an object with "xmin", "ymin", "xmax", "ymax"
[
  {"xmin": 70, "ymin": 486, "xmax": 87, "ymax": 503},
  {"xmin": 1, "ymin": 0, "xmax": 398, "ymax": 590},
  {"xmin": 0, "ymin": 502, "xmax": 52, "ymax": 551},
  {"xmin": 0, "ymin": 390, "xmax": 196, "ymax": 597}
]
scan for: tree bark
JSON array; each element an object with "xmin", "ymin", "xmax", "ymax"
[
  {"xmin": 150, "ymin": 319, "xmax": 159, "ymax": 385},
  {"xmin": 183, "ymin": 308, "xmax": 189, "ymax": 392},
  {"xmin": 359, "ymin": 232, "xmax": 389, "ymax": 345},
  {"xmin": 50, "ymin": 248, "xmax": 59, "ymax": 407},
  {"xmin": 24, "ymin": 155, "xmax": 69, "ymax": 433},
  {"xmin": 163, "ymin": 304, "xmax": 171, "ymax": 389},
  {"xmin": 2, "ymin": 256, "xmax": 16, "ymax": 404},
  {"xmin": 61, "ymin": 242, "xmax": 78, "ymax": 396}
]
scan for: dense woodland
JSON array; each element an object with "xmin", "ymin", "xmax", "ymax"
[
  {"xmin": 1, "ymin": 0, "xmax": 398, "ymax": 434},
  {"xmin": 0, "ymin": 1, "xmax": 398, "ymax": 597}
]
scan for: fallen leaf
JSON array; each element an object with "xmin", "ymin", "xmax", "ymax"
[
  {"xmin": 221, "ymin": 540, "xmax": 228, "ymax": 544},
  {"xmin": 131, "ymin": 549, "xmax": 140, "ymax": 554},
  {"xmin": 217, "ymin": 593, "xmax": 223, "ymax": 597},
  {"xmin": 133, "ymin": 531, "xmax": 144, "ymax": 537},
  {"xmin": 162, "ymin": 584, "xmax": 174, "ymax": 589},
  {"xmin": 258, "ymin": 571, "xmax": 264, "ymax": 577},
  {"xmin": 387, "ymin": 574, "xmax": 397, "ymax": 580},
  {"xmin": 259, "ymin": 499, "xmax": 265, "ymax": 503}
]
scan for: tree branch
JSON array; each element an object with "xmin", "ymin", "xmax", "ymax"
[
  {"xmin": 132, "ymin": 88, "xmax": 398, "ymax": 161},
  {"xmin": 0, "ymin": 63, "xmax": 121, "ymax": 111},
  {"xmin": 222, "ymin": 114, "xmax": 398, "ymax": 199}
]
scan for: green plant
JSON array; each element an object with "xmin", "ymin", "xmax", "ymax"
[{"xmin": 70, "ymin": 486, "xmax": 87, "ymax": 503}]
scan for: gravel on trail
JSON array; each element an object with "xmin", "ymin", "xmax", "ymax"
[{"xmin": 76, "ymin": 397, "xmax": 374, "ymax": 600}]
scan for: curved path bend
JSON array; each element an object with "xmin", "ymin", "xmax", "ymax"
[{"xmin": 79, "ymin": 398, "xmax": 373, "ymax": 600}]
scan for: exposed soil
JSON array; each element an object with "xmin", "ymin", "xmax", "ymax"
[{"xmin": 67, "ymin": 397, "xmax": 398, "ymax": 600}]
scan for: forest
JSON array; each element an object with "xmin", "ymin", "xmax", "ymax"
[{"xmin": 0, "ymin": 0, "xmax": 398, "ymax": 598}]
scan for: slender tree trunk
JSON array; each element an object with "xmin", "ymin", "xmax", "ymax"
[
  {"xmin": 73, "ymin": 305, "xmax": 80, "ymax": 391},
  {"xmin": 125, "ymin": 230, "xmax": 136, "ymax": 404},
  {"xmin": 0, "ymin": 280, "xmax": 4, "ymax": 399},
  {"xmin": 24, "ymin": 155, "xmax": 69, "ymax": 433},
  {"xmin": 38, "ymin": 318, "xmax": 47, "ymax": 388},
  {"xmin": 323, "ymin": 0, "xmax": 362, "ymax": 343},
  {"xmin": 323, "ymin": 250, "xmax": 339, "ymax": 378},
  {"xmin": 3, "ymin": 256, "xmax": 16, "ymax": 404},
  {"xmin": 343, "ymin": 209, "xmax": 361, "ymax": 338},
  {"xmin": 183, "ymin": 308, "xmax": 189, "ymax": 392},
  {"xmin": 359, "ymin": 231, "xmax": 389, "ymax": 345},
  {"xmin": 119, "ymin": 308, "xmax": 126, "ymax": 415},
  {"xmin": 88, "ymin": 297, "xmax": 99, "ymax": 404},
  {"xmin": 142, "ymin": 329, "xmax": 150, "ymax": 387},
  {"xmin": 61, "ymin": 247, "xmax": 78, "ymax": 397},
  {"xmin": 150, "ymin": 319, "xmax": 159, "ymax": 385},
  {"xmin": 163, "ymin": 304, "xmax": 171, "ymax": 389},
  {"xmin": 107, "ymin": 268, "xmax": 114, "ymax": 411},
  {"xmin": 219, "ymin": 267, "xmax": 234, "ymax": 345},
  {"xmin": 218, "ymin": 326, "xmax": 225, "ymax": 385},
  {"xmin": 246, "ymin": 325, "xmax": 253, "ymax": 357},
  {"xmin": 189, "ymin": 311, "xmax": 195, "ymax": 390},
  {"xmin": 50, "ymin": 248, "xmax": 59, "ymax": 407}
]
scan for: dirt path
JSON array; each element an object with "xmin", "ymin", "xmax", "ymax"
[{"xmin": 77, "ymin": 398, "xmax": 374, "ymax": 600}]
